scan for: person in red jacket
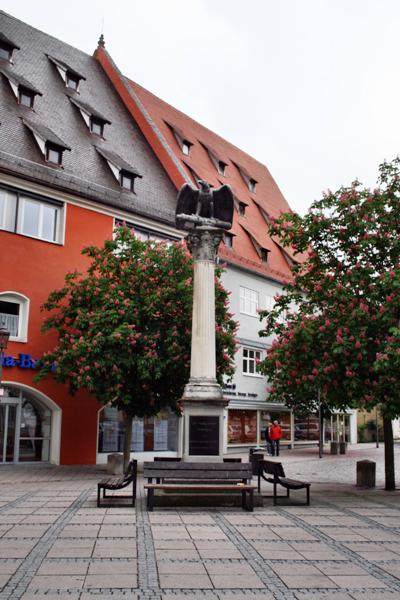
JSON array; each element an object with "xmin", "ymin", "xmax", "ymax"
[{"xmin": 269, "ymin": 420, "xmax": 282, "ymax": 456}]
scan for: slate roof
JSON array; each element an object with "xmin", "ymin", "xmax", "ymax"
[
  {"xmin": 0, "ymin": 11, "xmax": 177, "ymax": 226},
  {"xmin": 23, "ymin": 117, "xmax": 71, "ymax": 150},
  {"xmin": 0, "ymin": 67, "xmax": 42, "ymax": 95}
]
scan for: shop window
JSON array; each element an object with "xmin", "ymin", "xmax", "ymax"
[
  {"xmin": 0, "ymin": 292, "xmax": 29, "ymax": 342},
  {"xmin": 294, "ymin": 414, "xmax": 320, "ymax": 441},
  {"xmin": 240, "ymin": 286, "xmax": 259, "ymax": 316},
  {"xmin": 19, "ymin": 398, "xmax": 51, "ymax": 462},
  {"xmin": 242, "ymin": 347, "xmax": 261, "ymax": 376},
  {"xmin": 261, "ymin": 411, "xmax": 291, "ymax": 441},
  {"xmin": 228, "ymin": 409, "xmax": 257, "ymax": 444},
  {"xmin": 98, "ymin": 406, "xmax": 179, "ymax": 453}
]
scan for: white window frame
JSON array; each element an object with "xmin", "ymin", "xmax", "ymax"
[
  {"xmin": 240, "ymin": 286, "xmax": 259, "ymax": 316},
  {"xmin": 242, "ymin": 347, "xmax": 262, "ymax": 377},
  {"xmin": 18, "ymin": 196, "xmax": 61, "ymax": 243},
  {"xmin": 0, "ymin": 292, "xmax": 29, "ymax": 342}
]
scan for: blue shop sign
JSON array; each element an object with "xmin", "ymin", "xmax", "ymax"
[{"xmin": 2, "ymin": 353, "xmax": 38, "ymax": 369}]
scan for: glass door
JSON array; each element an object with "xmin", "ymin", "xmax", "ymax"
[{"xmin": 0, "ymin": 403, "xmax": 18, "ymax": 462}]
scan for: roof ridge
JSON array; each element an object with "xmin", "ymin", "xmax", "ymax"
[{"xmin": 127, "ymin": 78, "xmax": 274, "ymax": 173}]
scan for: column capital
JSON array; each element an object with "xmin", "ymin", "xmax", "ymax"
[{"xmin": 187, "ymin": 227, "xmax": 224, "ymax": 261}]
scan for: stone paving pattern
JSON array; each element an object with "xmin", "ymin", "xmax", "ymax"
[{"xmin": 0, "ymin": 444, "xmax": 399, "ymax": 600}]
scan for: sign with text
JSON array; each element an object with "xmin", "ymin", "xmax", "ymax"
[{"xmin": 189, "ymin": 415, "xmax": 219, "ymax": 456}]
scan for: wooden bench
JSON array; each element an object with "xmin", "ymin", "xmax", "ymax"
[
  {"xmin": 258, "ymin": 460, "xmax": 311, "ymax": 506},
  {"xmin": 97, "ymin": 459, "xmax": 137, "ymax": 507},
  {"xmin": 143, "ymin": 461, "xmax": 256, "ymax": 511}
]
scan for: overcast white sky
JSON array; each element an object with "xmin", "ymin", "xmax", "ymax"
[{"xmin": 3, "ymin": 0, "xmax": 400, "ymax": 214}]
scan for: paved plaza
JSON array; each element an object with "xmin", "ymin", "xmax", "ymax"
[{"xmin": 0, "ymin": 444, "xmax": 399, "ymax": 600}]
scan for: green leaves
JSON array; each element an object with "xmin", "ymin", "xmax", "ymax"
[
  {"xmin": 259, "ymin": 159, "xmax": 400, "ymax": 420},
  {"xmin": 35, "ymin": 226, "xmax": 237, "ymax": 418}
]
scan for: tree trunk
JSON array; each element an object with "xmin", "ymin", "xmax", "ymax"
[
  {"xmin": 122, "ymin": 412, "xmax": 133, "ymax": 473},
  {"xmin": 383, "ymin": 415, "xmax": 395, "ymax": 491}
]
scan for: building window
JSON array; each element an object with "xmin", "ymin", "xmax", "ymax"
[
  {"xmin": 260, "ymin": 248, "xmax": 269, "ymax": 262},
  {"xmin": 242, "ymin": 347, "xmax": 262, "ymax": 375},
  {"xmin": 0, "ymin": 292, "xmax": 29, "ymax": 342},
  {"xmin": 218, "ymin": 161, "xmax": 226, "ymax": 176},
  {"xmin": 98, "ymin": 406, "xmax": 179, "ymax": 453},
  {"xmin": 0, "ymin": 186, "xmax": 62, "ymax": 243},
  {"xmin": 18, "ymin": 87, "xmax": 35, "ymax": 108},
  {"xmin": 238, "ymin": 202, "xmax": 246, "ymax": 216},
  {"xmin": 182, "ymin": 140, "xmax": 191, "ymax": 156},
  {"xmin": 120, "ymin": 171, "xmax": 135, "ymax": 192},
  {"xmin": 0, "ymin": 43, "xmax": 13, "ymax": 61},
  {"xmin": 223, "ymin": 232, "xmax": 233, "ymax": 248},
  {"xmin": 240, "ymin": 286, "xmax": 259, "ymax": 316},
  {"xmin": 228, "ymin": 409, "xmax": 257, "ymax": 444},
  {"xmin": 90, "ymin": 117, "xmax": 104, "ymax": 136},
  {"xmin": 66, "ymin": 71, "xmax": 80, "ymax": 90},
  {"xmin": 248, "ymin": 178, "xmax": 257, "ymax": 193},
  {"xmin": 45, "ymin": 143, "xmax": 63, "ymax": 166}
]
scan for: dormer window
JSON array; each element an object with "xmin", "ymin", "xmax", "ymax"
[
  {"xmin": 182, "ymin": 140, "xmax": 191, "ymax": 156},
  {"xmin": 46, "ymin": 143, "xmax": 63, "ymax": 165},
  {"xmin": 223, "ymin": 232, "xmax": 233, "ymax": 248},
  {"xmin": 90, "ymin": 117, "xmax": 104, "ymax": 136},
  {"xmin": 261, "ymin": 248, "xmax": 269, "ymax": 262},
  {"xmin": 69, "ymin": 98, "xmax": 111, "ymax": 137},
  {"xmin": 218, "ymin": 161, "xmax": 226, "ymax": 176},
  {"xmin": 23, "ymin": 118, "xmax": 71, "ymax": 167},
  {"xmin": 0, "ymin": 34, "xmax": 20, "ymax": 62},
  {"xmin": 120, "ymin": 171, "xmax": 135, "ymax": 192},
  {"xmin": 96, "ymin": 147, "xmax": 142, "ymax": 193},
  {"xmin": 239, "ymin": 202, "xmax": 246, "ymax": 216},
  {"xmin": 66, "ymin": 71, "xmax": 80, "ymax": 90},
  {"xmin": 248, "ymin": 178, "xmax": 257, "ymax": 193},
  {"xmin": 18, "ymin": 87, "xmax": 35, "ymax": 108},
  {"xmin": 48, "ymin": 55, "xmax": 86, "ymax": 92}
]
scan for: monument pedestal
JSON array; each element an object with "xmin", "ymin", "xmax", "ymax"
[{"xmin": 182, "ymin": 378, "xmax": 227, "ymax": 462}]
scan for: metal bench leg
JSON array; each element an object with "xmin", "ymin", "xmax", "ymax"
[
  {"xmin": 257, "ymin": 473, "xmax": 261, "ymax": 493},
  {"xmin": 273, "ymin": 482, "xmax": 277, "ymax": 506},
  {"xmin": 97, "ymin": 485, "xmax": 101, "ymax": 508},
  {"xmin": 247, "ymin": 489, "xmax": 254, "ymax": 512},
  {"xmin": 147, "ymin": 488, "xmax": 154, "ymax": 511},
  {"xmin": 132, "ymin": 481, "xmax": 135, "ymax": 506},
  {"xmin": 306, "ymin": 486, "xmax": 310, "ymax": 506},
  {"xmin": 286, "ymin": 488, "xmax": 290, "ymax": 498},
  {"xmin": 241, "ymin": 490, "xmax": 246, "ymax": 510}
]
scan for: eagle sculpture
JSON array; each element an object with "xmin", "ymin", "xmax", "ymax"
[{"xmin": 176, "ymin": 181, "xmax": 234, "ymax": 230}]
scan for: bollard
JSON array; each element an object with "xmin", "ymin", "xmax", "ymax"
[
  {"xmin": 107, "ymin": 453, "xmax": 124, "ymax": 475},
  {"xmin": 356, "ymin": 460, "xmax": 376, "ymax": 488}
]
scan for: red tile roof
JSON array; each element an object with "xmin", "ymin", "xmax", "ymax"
[{"xmin": 96, "ymin": 47, "xmax": 298, "ymax": 284}]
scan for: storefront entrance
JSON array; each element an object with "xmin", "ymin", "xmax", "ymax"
[{"xmin": 0, "ymin": 386, "xmax": 52, "ymax": 463}]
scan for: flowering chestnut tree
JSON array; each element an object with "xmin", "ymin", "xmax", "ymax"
[
  {"xmin": 258, "ymin": 159, "xmax": 400, "ymax": 490},
  {"xmin": 35, "ymin": 226, "xmax": 237, "ymax": 467}
]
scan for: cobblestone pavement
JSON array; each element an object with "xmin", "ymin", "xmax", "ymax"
[{"xmin": 0, "ymin": 444, "xmax": 399, "ymax": 600}]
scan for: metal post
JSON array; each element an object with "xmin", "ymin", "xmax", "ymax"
[
  {"xmin": 375, "ymin": 406, "xmax": 379, "ymax": 448},
  {"xmin": 318, "ymin": 389, "xmax": 323, "ymax": 459}
]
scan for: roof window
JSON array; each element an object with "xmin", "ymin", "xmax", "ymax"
[
  {"xmin": 218, "ymin": 161, "xmax": 227, "ymax": 176},
  {"xmin": 69, "ymin": 97, "xmax": 111, "ymax": 137},
  {"xmin": 23, "ymin": 118, "xmax": 71, "ymax": 167},
  {"xmin": 248, "ymin": 178, "xmax": 257, "ymax": 193},
  {"xmin": 223, "ymin": 232, "xmax": 234, "ymax": 248},
  {"xmin": 96, "ymin": 147, "xmax": 142, "ymax": 193},
  {"xmin": 239, "ymin": 202, "xmax": 247, "ymax": 216},
  {"xmin": 0, "ymin": 33, "xmax": 20, "ymax": 62},
  {"xmin": 182, "ymin": 140, "xmax": 191, "ymax": 156},
  {"xmin": 48, "ymin": 55, "xmax": 86, "ymax": 92},
  {"xmin": 1, "ymin": 68, "xmax": 42, "ymax": 108},
  {"xmin": 260, "ymin": 248, "xmax": 269, "ymax": 262}
]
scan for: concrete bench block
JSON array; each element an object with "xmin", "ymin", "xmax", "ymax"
[{"xmin": 107, "ymin": 453, "xmax": 124, "ymax": 475}]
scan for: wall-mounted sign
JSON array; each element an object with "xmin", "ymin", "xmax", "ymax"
[{"xmin": 2, "ymin": 353, "xmax": 39, "ymax": 369}]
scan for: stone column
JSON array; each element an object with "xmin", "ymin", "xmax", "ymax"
[{"xmin": 181, "ymin": 226, "xmax": 228, "ymax": 461}]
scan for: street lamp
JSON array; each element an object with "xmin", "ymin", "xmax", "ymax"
[{"xmin": 0, "ymin": 327, "xmax": 10, "ymax": 396}]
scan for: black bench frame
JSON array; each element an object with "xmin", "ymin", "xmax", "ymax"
[
  {"xmin": 143, "ymin": 461, "xmax": 255, "ymax": 511},
  {"xmin": 97, "ymin": 459, "xmax": 137, "ymax": 507},
  {"xmin": 258, "ymin": 460, "xmax": 311, "ymax": 506}
]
